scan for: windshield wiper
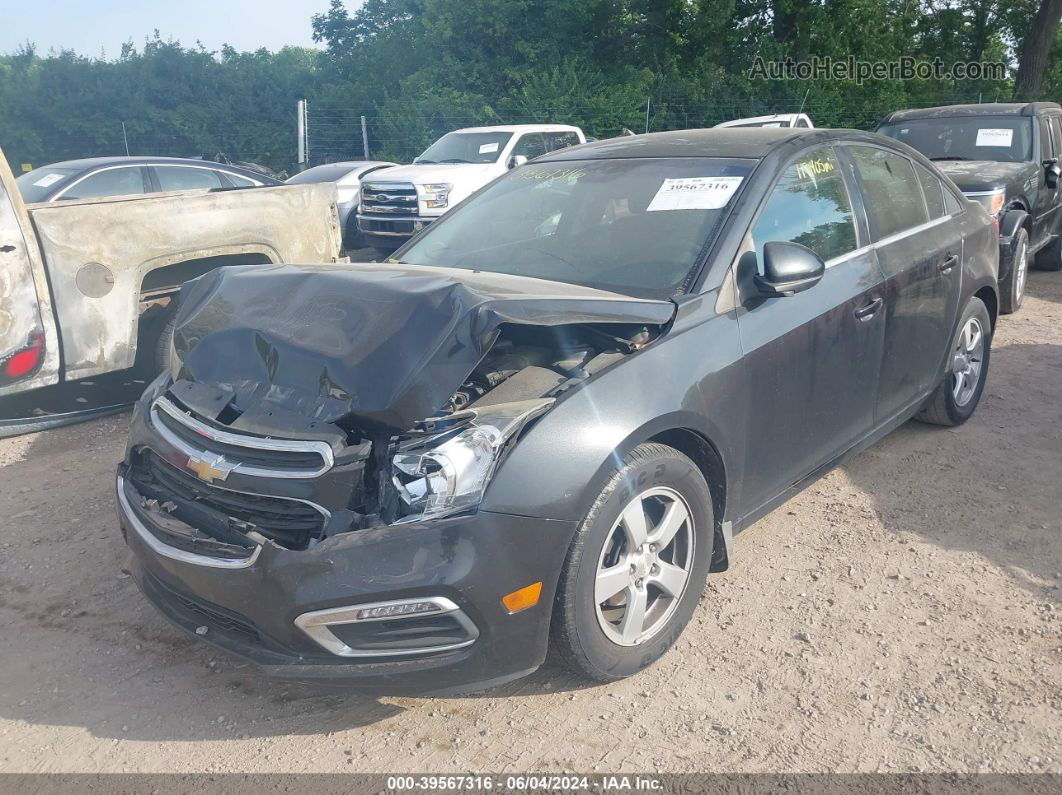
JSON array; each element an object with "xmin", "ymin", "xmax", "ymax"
[
  {"xmin": 414, "ymin": 159, "xmax": 437, "ymax": 164},
  {"xmin": 930, "ymin": 156, "xmax": 970, "ymax": 161},
  {"xmin": 437, "ymin": 158, "xmax": 472, "ymax": 164}
]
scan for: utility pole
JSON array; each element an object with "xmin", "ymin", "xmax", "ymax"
[
  {"xmin": 361, "ymin": 115, "xmax": 370, "ymax": 159},
  {"xmin": 295, "ymin": 100, "xmax": 307, "ymax": 165},
  {"xmin": 645, "ymin": 96, "xmax": 651, "ymax": 135}
]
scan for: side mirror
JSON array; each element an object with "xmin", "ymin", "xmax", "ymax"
[
  {"xmin": 754, "ymin": 241, "xmax": 825, "ymax": 297},
  {"xmin": 1045, "ymin": 160, "xmax": 1061, "ymax": 190},
  {"xmin": 507, "ymin": 154, "xmax": 528, "ymax": 170}
]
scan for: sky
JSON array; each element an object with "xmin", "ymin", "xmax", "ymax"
[{"xmin": 1, "ymin": 0, "xmax": 337, "ymax": 58}]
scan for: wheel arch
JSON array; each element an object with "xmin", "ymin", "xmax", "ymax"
[{"xmin": 974, "ymin": 284, "xmax": 999, "ymax": 331}]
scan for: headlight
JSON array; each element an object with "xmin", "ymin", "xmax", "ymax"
[
  {"xmin": 421, "ymin": 183, "xmax": 451, "ymax": 209},
  {"xmin": 391, "ymin": 399, "xmax": 553, "ymax": 522},
  {"xmin": 965, "ymin": 188, "xmax": 1005, "ymax": 218}
]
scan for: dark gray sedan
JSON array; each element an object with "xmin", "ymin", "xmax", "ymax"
[
  {"xmin": 116, "ymin": 128, "xmax": 998, "ymax": 692},
  {"xmin": 16, "ymin": 156, "xmax": 279, "ymax": 203}
]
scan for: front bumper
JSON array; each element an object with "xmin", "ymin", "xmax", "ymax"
[
  {"xmin": 117, "ymin": 401, "xmax": 576, "ymax": 694},
  {"xmin": 356, "ymin": 213, "xmax": 435, "ymax": 246}
]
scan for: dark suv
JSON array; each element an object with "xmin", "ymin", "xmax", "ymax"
[{"xmin": 877, "ymin": 102, "xmax": 1062, "ymax": 314}]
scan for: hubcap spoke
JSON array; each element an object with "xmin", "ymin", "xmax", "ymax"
[
  {"xmin": 596, "ymin": 563, "xmax": 632, "ymax": 604},
  {"xmin": 621, "ymin": 500, "xmax": 649, "ymax": 548},
  {"xmin": 652, "ymin": 560, "xmax": 689, "ymax": 598},
  {"xmin": 619, "ymin": 586, "xmax": 648, "ymax": 644},
  {"xmin": 650, "ymin": 500, "xmax": 689, "ymax": 549}
]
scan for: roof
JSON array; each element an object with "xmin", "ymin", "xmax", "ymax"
[
  {"xmin": 535, "ymin": 127, "xmax": 828, "ymax": 161},
  {"xmin": 34, "ymin": 156, "xmax": 275, "ymax": 179},
  {"xmin": 881, "ymin": 102, "xmax": 1062, "ymax": 124},
  {"xmin": 451, "ymin": 124, "xmax": 583, "ymax": 134}
]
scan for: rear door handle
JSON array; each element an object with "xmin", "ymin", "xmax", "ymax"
[
  {"xmin": 938, "ymin": 254, "xmax": 958, "ymax": 274},
  {"xmin": 0, "ymin": 244, "xmax": 15, "ymax": 253},
  {"xmin": 854, "ymin": 296, "xmax": 883, "ymax": 321}
]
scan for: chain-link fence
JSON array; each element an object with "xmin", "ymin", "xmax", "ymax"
[{"xmin": 7, "ymin": 87, "xmax": 1017, "ymax": 178}]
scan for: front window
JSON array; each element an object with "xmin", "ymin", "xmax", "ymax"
[
  {"xmin": 415, "ymin": 132, "xmax": 514, "ymax": 165},
  {"xmin": 60, "ymin": 167, "xmax": 147, "ymax": 201},
  {"xmin": 877, "ymin": 116, "xmax": 1033, "ymax": 163},
  {"xmin": 396, "ymin": 157, "xmax": 752, "ymax": 299},
  {"xmin": 751, "ymin": 147, "xmax": 857, "ymax": 265}
]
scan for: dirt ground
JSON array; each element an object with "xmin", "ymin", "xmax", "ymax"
[{"xmin": 0, "ymin": 272, "xmax": 1059, "ymax": 775}]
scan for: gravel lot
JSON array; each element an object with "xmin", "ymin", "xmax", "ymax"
[{"xmin": 0, "ymin": 272, "xmax": 1059, "ymax": 775}]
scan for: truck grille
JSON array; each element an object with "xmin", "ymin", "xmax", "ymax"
[
  {"xmin": 129, "ymin": 449, "xmax": 328, "ymax": 551},
  {"xmin": 360, "ymin": 181, "xmax": 418, "ymax": 215}
]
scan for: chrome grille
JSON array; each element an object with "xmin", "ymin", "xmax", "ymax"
[
  {"xmin": 150, "ymin": 397, "xmax": 333, "ymax": 479},
  {"xmin": 360, "ymin": 181, "xmax": 418, "ymax": 215}
]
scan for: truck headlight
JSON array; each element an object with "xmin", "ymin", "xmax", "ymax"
[
  {"xmin": 965, "ymin": 187, "xmax": 1005, "ymax": 218},
  {"xmin": 391, "ymin": 399, "xmax": 553, "ymax": 522},
  {"xmin": 421, "ymin": 183, "xmax": 451, "ymax": 209}
]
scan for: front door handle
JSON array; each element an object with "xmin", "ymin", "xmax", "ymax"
[
  {"xmin": 938, "ymin": 253, "xmax": 958, "ymax": 274},
  {"xmin": 854, "ymin": 296, "xmax": 883, "ymax": 321},
  {"xmin": 0, "ymin": 244, "xmax": 15, "ymax": 253}
]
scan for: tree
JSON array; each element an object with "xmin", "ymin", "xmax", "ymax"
[{"xmin": 1014, "ymin": 0, "xmax": 1062, "ymax": 98}]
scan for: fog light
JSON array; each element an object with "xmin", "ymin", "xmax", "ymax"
[
  {"xmin": 357, "ymin": 601, "xmax": 441, "ymax": 621},
  {"xmin": 502, "ymin": 582, "xmax": 542, "ymax": 613}
]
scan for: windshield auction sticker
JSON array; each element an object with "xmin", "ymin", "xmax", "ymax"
[
  {"xmin": 976, "ymin": 128, "xmax": 1013, "ymax": 147},
  {"xmin": 647, "ymin": 176, "xmax": 744, "ymax": 211},
  {"xmin": 478, "ymin": 142, "xmax": 500, "ymax": 154}
]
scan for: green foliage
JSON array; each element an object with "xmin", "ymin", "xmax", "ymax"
[{"xmin": 0, "ymin": 1, "xmax": 1057, "ymax": 173}]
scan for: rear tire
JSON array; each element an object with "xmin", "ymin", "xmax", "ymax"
[
  {"xmin": 999, "ymin": 228, "xmax": 1028, "ymax": 314},
  {"xmin": 1033, "ymin": 235, "xmax": 1062, "ymax": 272},
  {"xmin": 916, "ymin": 297, "xmax": 991, "ymax": 427},
  {"xmin": 551, "ymin": 443, "xmax": 713, "ymax": 682}
]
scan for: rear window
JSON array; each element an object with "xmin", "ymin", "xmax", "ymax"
[
  {"xmin": 15, "ymin": 167, "xmax": 80, "ymax": 203},
  {"xmin": 851, "ymin": 147, "xmax": 929, "ymax": 239},
  {"xmin": 915, "ymin": 164, "xmax": 947, "ymax": 219},
  {"xmin": 155, "ymin": 166, "xmax": 225, "ymax": 191}
]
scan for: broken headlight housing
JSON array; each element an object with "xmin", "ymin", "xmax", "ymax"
[{"xmin": 391, "ymin": 399, "xmax": 553, "ymax": 522}]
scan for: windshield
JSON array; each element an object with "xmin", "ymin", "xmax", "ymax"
[
  {"xmin": 396, "ymin": 157, "xmax": 752, "ymax": 299},
  {"xmin": 16, "ymin": 167, "xmax": 80, "ymax": 202},
  {"xmin": 415, "ymin": 132, "xmax": 513, "ymax": 164},
  {"xmin": 877, "ymin": 116, "xmax": 1033, "ymax": 163},
  {"xmin": 286, "ymin": 164, "xmax": 357, "ymax": 184}
]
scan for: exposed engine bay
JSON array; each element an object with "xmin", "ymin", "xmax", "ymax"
[{"xmin": 123, "ymin": 263, "xmax": 673, "ymax": 555}]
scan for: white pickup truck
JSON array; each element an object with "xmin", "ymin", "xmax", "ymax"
[
  {"xmin": 0, "ymin": 146, "xmax": 343, "ymax": 429},
  {"xmin": 356, "ymin": 124, "xmax": 585, "ymax": 250}
]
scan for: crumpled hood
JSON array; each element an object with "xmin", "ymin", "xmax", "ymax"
[
  {"xmin": 171, "ymin": 263, "xmax": 675, "ymax": 432},
  {"xmin": 933, "ymin": 160, "xmax": 1036, "ymax": 194}
]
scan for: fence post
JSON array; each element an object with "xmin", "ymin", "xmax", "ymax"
[
  {"xmin": 361, "ymin": 115, "xmax": 370, "ymax": 159},
  {"xmin": 297, "ymin": 99, "xmax": 307, "ymax": 165}
]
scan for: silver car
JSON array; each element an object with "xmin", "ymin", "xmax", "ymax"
[{"xmin": 287, "ymin": 161, "xmax": 398, "ymax": 248}]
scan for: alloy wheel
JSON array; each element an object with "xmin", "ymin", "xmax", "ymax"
[
  {"xmin": 1015, "ymin": 236, "xmax": 1028, "ymax": 303},
  {"xmin": 594, "ymin": 486, "xmax": 695, "ymax": 646},
  {"xmin": 951, "ymin": 316, "xmax": 985, "ymax": 407}
]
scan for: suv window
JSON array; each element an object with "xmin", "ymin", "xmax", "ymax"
[
  {"xmin": 155, "ymin": 166, "xmax": 226, "ymax": 191},
  {"xmin": 1040, "ymin": 118, "xmax": 1055, "ymax": 161},
  {"xmin": 1050, "ymin": 117, "xmax": 1062, "ymax": 160},
  {"xmin": 60, "ymin": 167, "xmax": 146, "ymax": 200},
  {"xmin": 750, "ymin": 147, "xmax": 857, "ymax": 265},
  {"xmin": 512, "ymin": 134, "xmax": 548, "ymax": 160},
  {"xmin": 850, "ymin": 147, "xmax": 929, "ymax": 239},
  {"xmin": 915, "ymin": 164, "xmax": 947, "ymax": 219},
  {"xmin": 794, "ymin": 118, "xmax": 810, "ymax": 128},
  {"xmin": 544, "ymin": 132, "xmax": 581, "ymax": 152}
]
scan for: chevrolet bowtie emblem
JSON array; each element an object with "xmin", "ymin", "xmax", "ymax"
[{"xmin": 186, "ymin": 453, "xmax": 233, "ymax": 483}]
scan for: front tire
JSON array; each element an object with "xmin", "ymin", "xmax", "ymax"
[
  {"xmin": 999, "ymin": 228, "xmax": 1028, "ymax": 314},
  {"xmin": 916, "ymin": 297, "xmax": 992, "ymax": 427},
  {"xmin": 551, "ymin": 443, "xmax": 713, "ymax": 682}
]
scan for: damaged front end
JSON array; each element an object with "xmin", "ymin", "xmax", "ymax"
[{"xmin": 116, "ymin": 262, "xmax": 673, "ymax": 687}]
